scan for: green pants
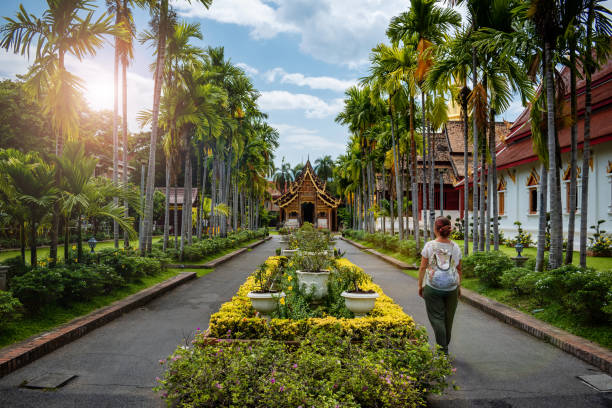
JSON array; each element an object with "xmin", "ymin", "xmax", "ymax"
[{"xmin": 423, "ymin": 285, "xmax": 458, "ymax": 354}]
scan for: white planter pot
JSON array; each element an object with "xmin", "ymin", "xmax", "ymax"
[
  {"xmin": 279, "ymin": 235, "xmax": 290, "ymax": 243},
  {"xmin": 281, "ymin": 249, "xmax": 298, "ymax": 257},
  {"xmin": 296, "ymin": 270, "xmax": 331, "ymax": 299},
  {"xmin": 247, "ymin": 291, "xmax": 285, "ymax": 318},
  {"xmin": 302, "ymin": 250, "xmax": 329, "ymax": 257},
  {"xmin": 341, "ymin": 291, "xmax": 380, "ymax": 317}
]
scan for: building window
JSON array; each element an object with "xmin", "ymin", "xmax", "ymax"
[
  {"xmin": 497, "ymin": 176, "xmax": 507, "ymax": 216},
  {"xmin": 526, "ymin": 168, "xmax": 539, "ymax": 215},
  {"xmin": 563, "ymin": 164, "xmax": 581, "ymax": 213}
]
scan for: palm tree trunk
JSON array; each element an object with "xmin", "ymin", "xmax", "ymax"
[
  {"xmin": 565, "ymin": 41, "xmax": 578, "ymax": 264},
  {"xmin": 112, "ymin": 27, "xmax": 120, "ymax": 250},
  {"xmin": 30, "ymin": 222, "xmax": 37, "ymax": 267},
  {"xmin": 64, "ymin": 216, "xmax": 70, "ymax": 262},
  {"xmin": 580, "ymin": 4, "xmax": 594, "ymax": 267},
  {"xmin": 187, "ymin": 146, "xmax": 193, "ymax": 245},
  {"xmin": 20, "ymin": 222, "xmax": 26, "ymax": 264},
  {"xmin": 472, "ymin": 48, "xmax": 479, "ymax": 253},
  {"xmin": 163, "ymin": 158, "xmax": 170, "ymax": 251},
  {"xmin": 462, "ymin": 92, "xmax": 470, "ymax": 256},
  {"xmin": 180, "ymin": 148, "xmax": 191, "ymax": 260},
  {"xmin": 142, "ymin": 0, "xmax": 168, "ymax": 255},
  {"xmin": 409, "ymin": 96, "xmax": 420, "ymax": 250},
  {"xmin": 77, "ymin": 212, "xmax": 83, "ymax": 263},
  {"xmin": 390, "ymin": 107, "xmax": 404, "ymax": 240},
  {"xmin": 490, "ymin": 107, "xmax": 499, "ymax": 250},
  {"xmin": 479, "ymin": 129, "xmax": 486, "ymax": 252},
  {"xmin": 196, "ymin": 156, "xmax": 202, "ymax": 239},
  {"xmin": 536, "ymin": 164, "xmax": 549, "ymax": 271},
  {"xmin": 421, "ymin": 91, "xmax": 428, "ymax": 241},
  {"xmin": 545, "ymin": 40, "xmax": 562, "ymax": 269},
  {"xmin": 122, "ymin": 51, "xmax": 130, "ymax": 249},
  {"xmin": 173, "ymin": 185, "xmax": 178, "ymax": 248},
  {"xmin": 382, "ymin": 168, "xmax": 387, "ymax": 233},
  {"xmin": 428, "ymin": 120, "xmax": 435, "ymax": 235},
  {"xmin": 201, "ymin": 154, "xmax": 208, "ymax": 235}
]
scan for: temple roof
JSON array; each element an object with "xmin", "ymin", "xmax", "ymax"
[{"xmin": 273, "ymin": 160, "xmax": 341, "ymax": 209}]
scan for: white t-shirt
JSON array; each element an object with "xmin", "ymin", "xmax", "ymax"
[{"xmin": 421, "ymin": 240, "xmax": 462, "ymax": 290}]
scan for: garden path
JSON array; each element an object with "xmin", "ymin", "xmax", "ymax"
[
  {"xmin": 0, "ymin": 238, "xmax": 278, "ymax": 408},
  {"xmin": 335, "ymin": 239, "xmax": 612, "ymax": 408}
]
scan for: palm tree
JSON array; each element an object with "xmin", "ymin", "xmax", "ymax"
[
  {"xmin": 1, "ymin": 151, "xmax": 56, "ymax": 266},
  {"xmin": 1, "ymin": 0, "xmax": 119, "ymax": 263},
  {"xmin": 314, "ymin": 155, "xmax": 334, "ymax": 182},
  {"xmin": 273, "ymin": 158, "xmax": 293, "ymax": 193},
  {"xmin": 141, "ymin": 0, "xmax": 212, "ymax": 254}
]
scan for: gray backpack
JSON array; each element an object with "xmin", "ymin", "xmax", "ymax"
[{"xmin": 428, "ymin": 242, "xmax": 459, "ymax": 290}]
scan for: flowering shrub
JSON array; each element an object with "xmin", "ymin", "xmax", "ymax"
[
  {"xmin": 208, "ymin": 257, "xmax": 419, "ymax": 341},
  {"xmin": 156, "ymin": 330, "xmax": 452, "ymax": 408}
]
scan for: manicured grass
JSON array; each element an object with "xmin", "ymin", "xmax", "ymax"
[
  {"xmin": 453, "ymin": 239, "xmax": 612, "ymax": 271},
  {"xmin": 0, "ymin": 237, "xmax": 162, "ymax": 264}
]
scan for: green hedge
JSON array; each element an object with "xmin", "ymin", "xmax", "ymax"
[{"xmin": 342, "ymin": 229, "xmax": 417, "ymax": 258}]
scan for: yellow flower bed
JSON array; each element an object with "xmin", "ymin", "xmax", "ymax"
[{"xmin": 207, "ymin": 256, "xmax": 419, "ymax": 340}]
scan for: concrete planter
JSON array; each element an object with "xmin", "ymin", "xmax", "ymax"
[
  {"xmin": 296, "ymin": 270, "xmax": 330, "ymax": 299},
  {"xmin": 281, "ymin": 249, "xmax": 298, "ymax": 257},
  {"xmin": 247, "ymin": 291, "xmax": 285, "ymax": 318},
  {"xmin": 341, "ymin": 291, "xmax": 379, "ymax": 317}
]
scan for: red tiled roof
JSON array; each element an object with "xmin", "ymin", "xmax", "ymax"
[{"xmin": 497, "ymin": 56, "xmax": 612, "ymax": 169}]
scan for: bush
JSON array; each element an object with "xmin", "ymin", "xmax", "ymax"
[
  {"xmin": 515, "ymin": 271, "xmax": 543, "ymax": 297},
  {"xmin": 11, "ymin": 267, "xmax": 66, "ymax": 311},
  {"xmin": 461, "ymin": 252, "xmax": 492, "ymax": 279},
  {"xmin": 0, "ymin": 290, "xmax": 22, "ymax": 327},
  {"xmin": 399, "ymin": 240, "xmax": 417, "ymax": 258},
  {"xmin": 500, "ymin": 267, "xmax": 531, "ymax": 292},
  {"xmin": 472, "ymin": 252, "xmax": 514, "ymax": 287},
  {"xmin": 536, "ymin": 265, "xmax": 612, "ymax": 323},
  {"xmin": 156, "ymin": 331, "xmax": 452, "ymax": 408},
  {"xmin": 2, "ymin": 255, "xmax": 28, "ymax": 285}
]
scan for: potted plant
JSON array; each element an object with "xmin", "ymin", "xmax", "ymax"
[
  {"xmin": 247, "ymin": 261, "xmax": 285, "ymax": 319},
  {"xmin": 339, "ymin": 265, "xmax": 379, "ymax": 317},
  {"xmin": 278, "ymin": 227, "xmax": 290, "ymax": 243},
  {"xmin": 293, "ymin": 251, "xmax": 332, "ymax": 300}
]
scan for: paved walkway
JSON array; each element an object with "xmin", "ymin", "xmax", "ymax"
[
  {"xmin": 0, "ymin": 238, "xmax": 278, "ymax": 408},
  {"xmin": 335, "ymin": 239, "xmax": 611, "ymax": 408}
]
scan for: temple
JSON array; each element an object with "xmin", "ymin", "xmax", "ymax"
[{"xmin": 274, "ymin": 160, "xmax": 341, "ymax": 230}]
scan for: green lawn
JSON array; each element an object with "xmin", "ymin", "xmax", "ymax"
[{"xmin": 453, "ymin": 239, "xmax": 612, "ymax": 271}]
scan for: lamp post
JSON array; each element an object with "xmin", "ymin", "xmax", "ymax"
[
  {"xmin": 88, "ymin": 237, "xmax": 98, "ymax": 254},
  {"xmin": 512, "ymin": 242, "xmax": 528, "ymax": 266}
]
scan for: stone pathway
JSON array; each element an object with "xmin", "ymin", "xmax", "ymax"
[
  {"xmin": 335, "ymin": 239, "xmax": 612, "ymax": 408},
  {"xmin": 0, "ymin": 238, "xmax": 278, "ymax": 408}
]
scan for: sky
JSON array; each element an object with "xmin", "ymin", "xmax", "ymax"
[{"xmin": 0, "ymin": 1, "xmax": 610, "ymax": 168}]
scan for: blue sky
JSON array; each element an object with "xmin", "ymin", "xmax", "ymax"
[{"xmin": 1, "ymin": 1, "xmax": 610, "ymax": 168}]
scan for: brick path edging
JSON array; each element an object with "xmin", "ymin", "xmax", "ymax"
[
  {"xmin": 340, "ymin": 236, "xmax": 612, "ymax": 374},
  {"xmin": 0, "ymin": 272, "xmax": 196, "ymax": 378},
  {"xmin": 168, "ymin": 236, "xmax": 273, "ymax": 270}
]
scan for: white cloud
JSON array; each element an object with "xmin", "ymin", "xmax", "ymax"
[
  {"xmin": 171, "ymin": 0, "xmax": 299, "ymax": 39},
  {"xmin": 236, "ymin": 62, "xmax": 259, "ymax": 76},
  {"xmin": 265, "ymin": 67, "xmax": 355, "ymax": 92},
  {"xmin": 0, "ymin": 49, "xmax": 32, "ymax": 79},
  {"xmin": 259, "ymin": 90, "xmax": 343, "ymax": 118},
  {"xmin": 272, "ymin": 123, "xmax": 345, "ymax": 156},
  {"xmin": 172, "ymin": 0, "xmax": 415, "ymax": 68}
]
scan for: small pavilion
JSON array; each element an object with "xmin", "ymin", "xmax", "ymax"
[{"xmin": 274, "ymin": 160, "xmax": 341, "ymax": 231}]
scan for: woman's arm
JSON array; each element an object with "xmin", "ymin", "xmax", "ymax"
[
  {"xmin": 418, "ymin": 256, "xmax": 428, "ymax": 298},
  {"xmin": 457, "ymin": 260, "xmax": 462, "ymax": 298}
]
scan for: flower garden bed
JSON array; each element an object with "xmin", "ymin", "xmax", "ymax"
[
  {"xmin": 207, "ymin": 257, "xmax": 418, "ymax": 341},
  {"xmin": 156, "ymin": 255, "xmax": 453, "ymax": 407}
]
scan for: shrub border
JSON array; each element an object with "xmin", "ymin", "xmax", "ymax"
[
  {"xmin": 341, "ymin": 236, "xmax": 612, "ymax": 374},
  {"xmin": 0, "ymin": 272, "xmax": 196, "ymax": 378},
  {"xmin": 167, "ymin": 236, "xmax": 272, "ymax": 269}
]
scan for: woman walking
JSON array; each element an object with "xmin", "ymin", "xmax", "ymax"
[{"xmin": 418, "ymin": 216, "xmax": 462, "ymax": 355}]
